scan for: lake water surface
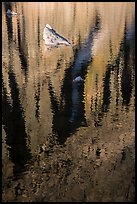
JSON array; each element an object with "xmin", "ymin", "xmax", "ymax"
[{"xmin": 2, "ymin": 2, "xmax": 135, "ymax": 202}]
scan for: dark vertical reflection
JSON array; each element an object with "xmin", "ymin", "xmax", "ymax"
[
  {"xmin": 37, "ymin": 11, "xmax": 40, "ymax": 48},
  {"xmin": 4, "ymin": 2, "xmax": 13, "ymax": 42},
  {"xmin": 121, "ymin": 22, "xmax": 133, "ymax": 108},
  {"xmin": 4, "ymin": 1, "xmax": 28, "ymax": 81},
  {"xmin": 93, "ymin": 74, "xmax": 103, "ymax": 127},
  {"xmin": 101, "ymin": 38, "xmax": 113, "ymax": 114},
  {"xmin": 115, "ymin": 55, "xmax": 121, "ymax": 108},
  {"xmin": 16, "ymin": 7, "xmax": 28, "ymax": 79},
  {"xmin": 92, "ymin": 39, "xmax": 113, "ymax": 127},
  {"xmin": 91, "ymin": 18, "xmax": 135, "ymax": 126},
  {"xmin": 3, "ymin": 1, "xmax": 12, "ymax": 11},
  {"xmin": 2, "ymin": 8, "xmax": 31, "ymax": 177},
  {"xmin": 71, "ymin": 2, "xmax": 76, "ymax": 45},
  {"xmin": 2, "ymin": 73, "xmax": 32, "ymax": 177},
  {"xmin": 48, "ymin": 78, "xmax": 70, "ymax": 145},
  {"xmin": 101, "ymin": 65, "xmax": 111, "ymax": 113},
  {"xmin": 48, "ymin": 13, "xmax": 101, "ymax": 144},
  {"xmin": 35, "ymin": 81, "xmax": 40, "ymax": 121},
  {"xmin": 112, "ymin": 50, "xmax": 121, "ymax": 122}
]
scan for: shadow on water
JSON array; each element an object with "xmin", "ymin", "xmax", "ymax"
[{"xmin": 48, "ymin": 13, "xmax": 101, "ymax": 145}]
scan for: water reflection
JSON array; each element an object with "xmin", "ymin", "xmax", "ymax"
[
  {"xmin": 3, "ymin": 4, "xmax": 32, "ymax": 177},
  {"xmin": 49, "ymin": 13, "xmax": 101, "ymax": 144},
  {"xmin": 121, "ymin": 22, "xmax": 134, "ymax": 108},
  {"xmin": 2, "ymin": 71, "xmax": 32, "ymax": 177},
  {"xmin": 2, "ymin": 2, "xmax": 135, "ymax": 202},
  {"xmin": 90, "ymin": 24, "xmax": 135, "ymax": 127},
  {"xmin": 16, "ymin": 13, "xmax": 29, "ymax": 78}
]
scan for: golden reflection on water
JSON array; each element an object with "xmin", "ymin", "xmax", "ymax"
[{"xmin": 2, "ymin": 2, "xmax": 135, "ymax": 202}]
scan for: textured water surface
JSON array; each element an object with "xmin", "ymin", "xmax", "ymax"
[{"xmin": 2, "ymin": 2, "xmax": 135, "ymax": 202}]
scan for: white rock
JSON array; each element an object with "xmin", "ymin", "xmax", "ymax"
[
  {"xmin": 73, "ymin": 76, "xmax": 84, "ymax": 83},
  {"xmin": 7, "ymin": 9, "xmax": 17, "ymax": 15},
  {"xmin": 46, "ymin": 24, "xmax": 52, "ymax": 30},
  {"xmin": 43, "ymin": 24, "xmax": 71, "ymax": 46}
]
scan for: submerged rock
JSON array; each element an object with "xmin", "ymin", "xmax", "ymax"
[{"xmin": 43, "ymin": 24, "xmax": 71, "ymax": 46}]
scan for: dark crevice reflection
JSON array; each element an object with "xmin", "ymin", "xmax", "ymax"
[
  {"xmin": 101, "ymin": 38, "xmax": 114, "ymax": 114},
  {"xmin": 48, "ymin": 78, "xmax": 72, "ymax": 145},
  {"xmin": 48, "ymin": 13, "xmax": 101, "ymax": 145},
  {"xmin": 91, "ymin": 52, "xmax": 115, "ymax": 126},
  {"xmin": 115, "ymin": 56, "xmax": 121, "ymax": 108},
  {"xmin": 101, "ymin": 64, "xmax": 111, "ymax": 113},
  {"xmin": 2, "ymin": 72, "xmax": 32, "ymax": 178},
  {"xmin": 4, "ymin": 3, "xmax": 13, "ymax": 42},
  {"xmin": 55, "ymin": 56, "xmax": 64, "ymax": 73},
  {"xmin": 35, "ymin": 81, "xmax": 41, "ymax": 121},
  {"xmin": 17, "ymin": 14, "xmax": 28, "ymax": 78},
  {"xmin": 37, "ymin": 12, "xmax": 40, "ymax": 48},
  {"xmin": 2, "ymin": 11, "xmax": 32, "ymax": 177},
  {"xmin": 121, "ymin": 22, "xmax": 133, "ymax": 108},
  {"xmin": 4, "ymin": 2, "xmax": 28, "ymax": 79},
  {"xmin": 93, "ymin": 74, "xmax": 103, "ymax": 127}
]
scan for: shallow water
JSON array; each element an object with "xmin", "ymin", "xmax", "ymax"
[{"xmin": 2, "ymin": 2, "xmax": 135, "ymax": 202}]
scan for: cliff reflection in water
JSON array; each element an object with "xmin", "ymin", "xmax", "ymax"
[{"xmin": 2, "ymin": 2, "xmax": 135, "ymax": 201}]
